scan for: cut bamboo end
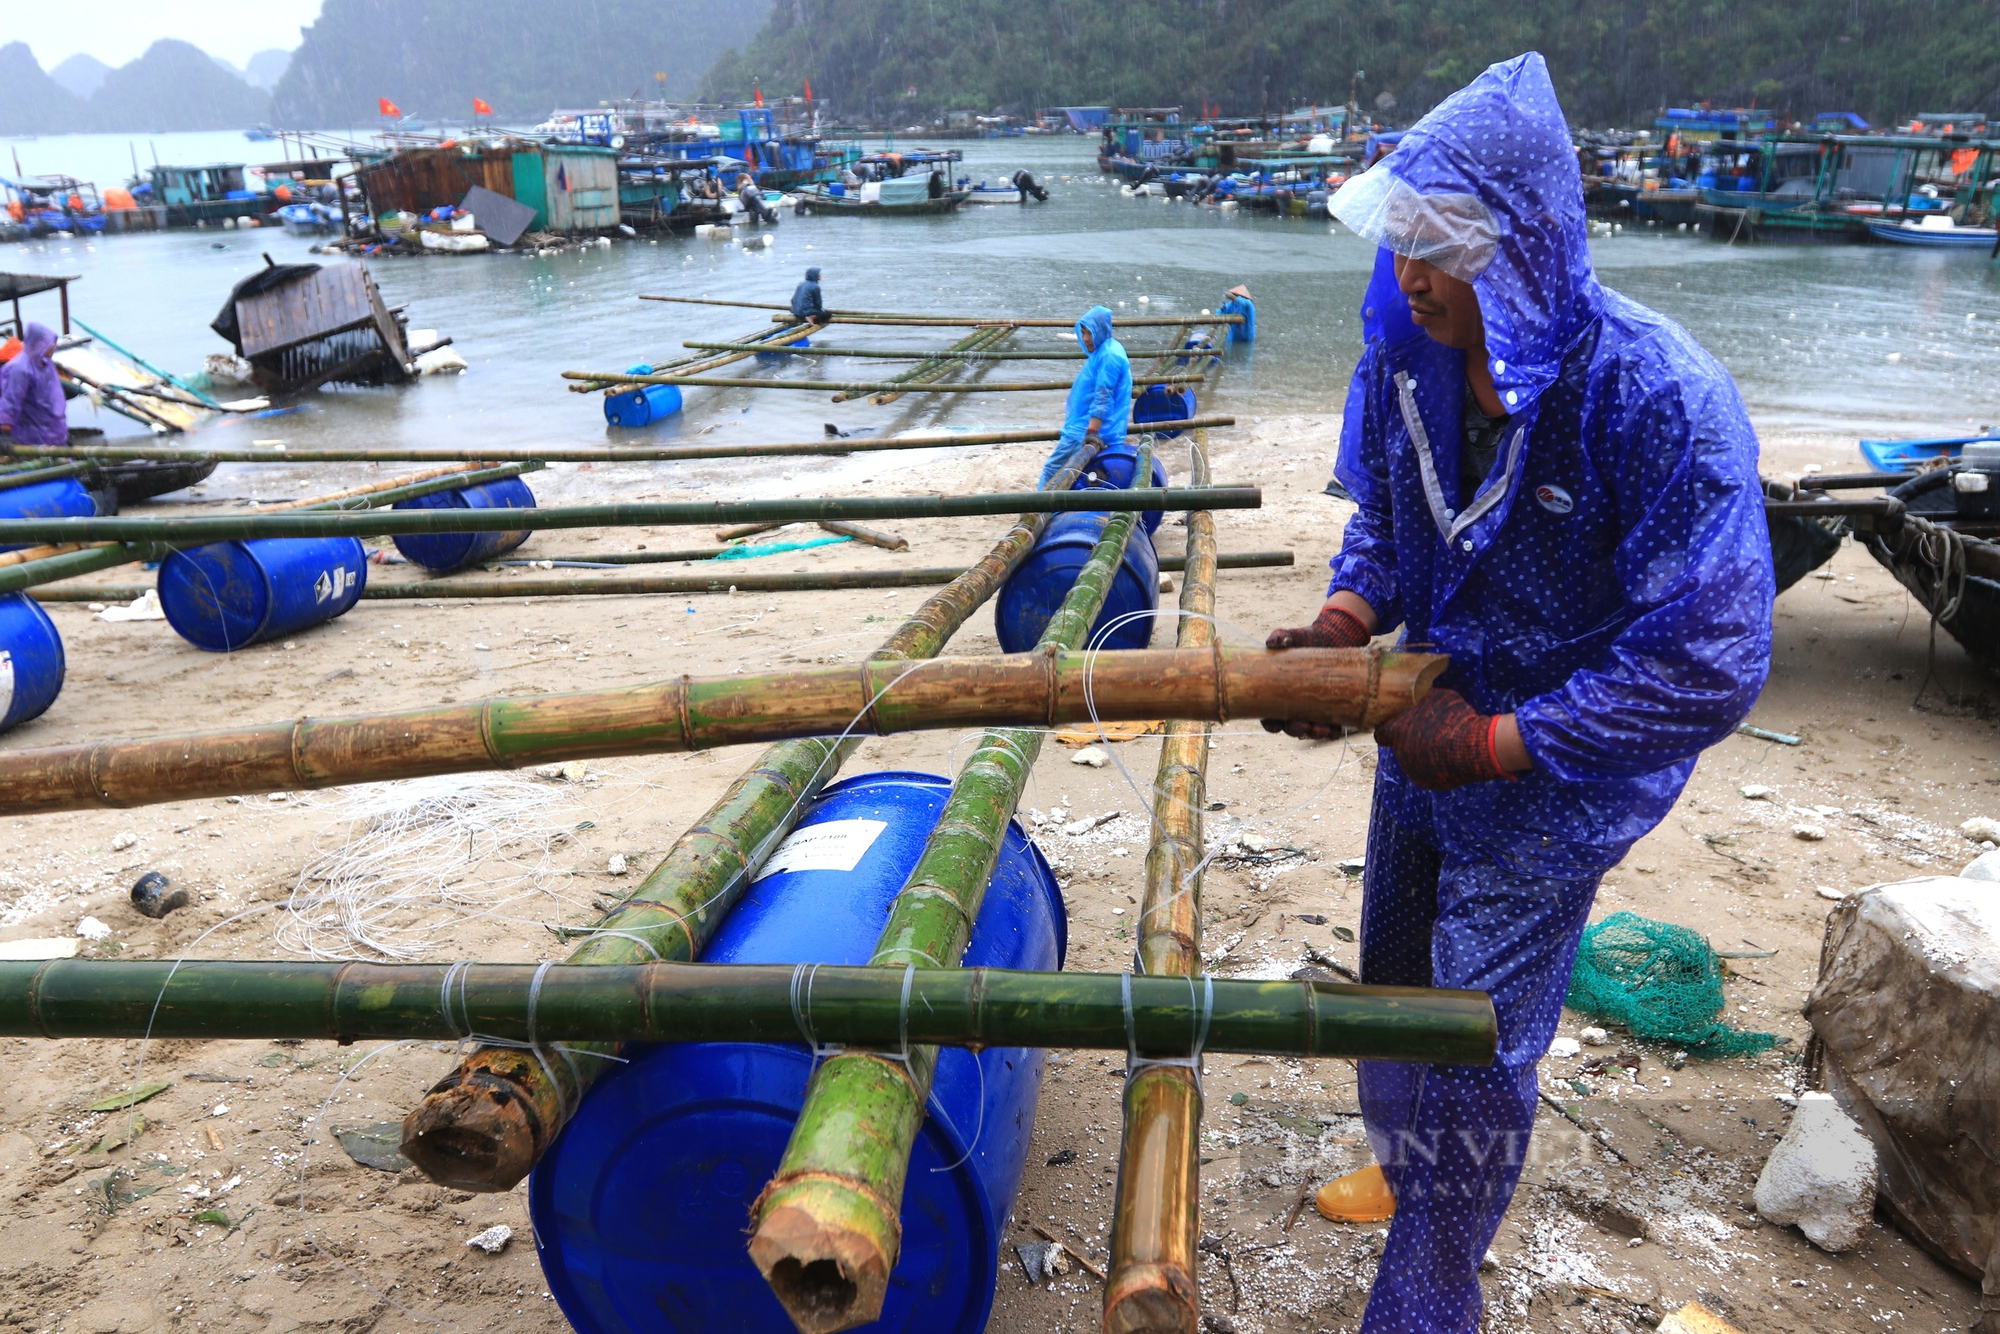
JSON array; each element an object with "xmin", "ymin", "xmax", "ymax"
[
  {"xmin": 399, "ymin": 1066, "xmax": 548, "ymax": 1192},
  {"xmin": 749, "ymin": 1184, "xmax": 900, "ymax": 1334},
  {"xmin": 1102, "ymin": 1264, "xmax": 1201, "ymax": 1334}
]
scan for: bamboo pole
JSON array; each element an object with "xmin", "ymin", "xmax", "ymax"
[
  {"xmin": 815, "ymin": 520, "xmax": 906, "ymax": 551},
  {"xmin": 0, "ymin": 959, "xmax": 1496, "ymax": 1061},
  {"xmin": 0, "ymin": 418, "xmax": 1234, "ymax": 466},
  {"xmin": 399, "ymin": 446, "xmax": 1120, "ymax": 1192},
  {"xmin": 0, "ymin": 461, "xmax": 91, "ymax": 492},
  {"xmin": 0, "ymin": 647, "xmax": 1442, "ymax": 813},
  {"xmin": 26, "ymin": 550, "xmax": 1296, "ymax": 605},
  {"xmin": 748, "ymin": 444, "xmax": 1158, "ymax": 1333},
  {"xmin": 635, "ymin": 295, "xmax": 1246, "ymax": 328},
  {"xmin": 569, "ymin": 322, "xmax": 817, "ymax": 393},
  {"xmin": 0, "ymin": 487, "xmax": 1259, "ymax": 546},
  {"xmin": 834, "ymin": 325, "xmax": 1009, "ymax": 405},
  {"xmin": 0, "ymin": 465, "xmax": 541, "ymax": 596},
  {"xmin": 681, "ymin": 341, "xmax": 1192, "ymax": 361},
  {"xmin": 560, "ymin": 370, "xmax": 1207, "ymax": 394},
  {"xmin": 1106, "ymin": 427, "xmax": 1218, "ymax": 1334}
]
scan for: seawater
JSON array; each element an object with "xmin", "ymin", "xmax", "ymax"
[{"xmin": 5, "ymin": 133, "xmax": 1998, "ymax": 502}]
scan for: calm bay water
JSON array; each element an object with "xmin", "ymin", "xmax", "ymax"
[{"xmin": 5, "ymin": 133, "xmax": 1998, "ymax": 500}]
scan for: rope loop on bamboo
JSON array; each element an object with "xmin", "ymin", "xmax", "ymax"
[
  {"xmin": 443, "ymin": 960, "xmax": 619, "ymax": 1107},
  {"xmin": 1121, "ymin": 971, "xmax": 1214, "ymax": 1094}
]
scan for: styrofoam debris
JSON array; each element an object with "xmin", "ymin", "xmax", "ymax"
[
  {"xmin": 1794, "ymin": 824, "xmax": 1828, "ymax": 841},
  {"xmin": 607, "ymin": 854, "xmax": 628, "ymax": 876},
  {"xmin": 1739, "ymin": 784, "xmax": 1776, "ymax": 800},
  {"xmin": 75, "ymin": 916, "xmax": 111, "ymax": 941},
  {"xmin": 465, "ymin": 1224, "xmax": 514, "ymax": 1253},
  {"xmin": 1071, "ymin": 746, "xmax": 1109, "ymax": 768},
  {"xmin": 1960, "ymin": 816, "xmax": 2000, "ymax": 843},
  {"xmin": 111, "ymin": 832, "xmax": 138, "ymax": 851},
  {"xmin": 1548, "ymin": 1037, "xmax": 1580, "ymax": 1058},
  {"xmin": 1816, "ymin": 885, "xmax": 1847, "ymax": 901},
  {"xmin": 1753, "ymin": 1092, "xmax": 1876, "ymax": 1252},
  {"xmin": 1579, "ymin": 1025, "xmax": 1610, "ymax": 1046},
  {"xmin": 97, "ymin": 589, "xmax": 165, "ymax": 622}
]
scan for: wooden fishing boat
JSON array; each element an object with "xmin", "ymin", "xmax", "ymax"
[
  {"xmin": 1865, "ymin": 216, "xmax": 2000, "ymax": 248},
  {"xmin": 1859, "ymin": 467, "xmax": 2000, "ymax": 671},
  {"xmin": 961, "ymin": 182, "xmax": 1023, "ymax": 203},
  {"xmin": 794, "ymin": 179, "xmax": 968, "ymax": 215}
]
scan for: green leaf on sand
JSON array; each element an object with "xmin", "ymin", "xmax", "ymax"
[{"xmin": 88, "ymin": 1081, "xmax": 170, "ymax": 1111}]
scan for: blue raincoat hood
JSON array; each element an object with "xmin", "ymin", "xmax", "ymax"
[
  {"xmin": 1353, "ymin": 52, "xmax": 1602, "ymax": 413},
  {"xmin": 1075, "ymin": 305, "xmax": 1115, "ymax": 353}
]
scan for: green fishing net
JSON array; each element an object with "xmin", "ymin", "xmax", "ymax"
[{"xmin": 1565, "ymin": 911, "xmax": 1779, "ymax": 1058}]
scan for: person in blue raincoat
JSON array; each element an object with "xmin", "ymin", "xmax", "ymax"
[
  {"xmin": 1037, "ymin": 305, "xmax": 1130, "ymax": 487},
  {"xmin": 0, "ymin": 323, "xmax": 70, "ymax": 447},
  {"xmin": 1263, "ymin": 53, "xmax": 1772, "ymax": 1334}
]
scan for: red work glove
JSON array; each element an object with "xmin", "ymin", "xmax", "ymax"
[
  {"xmin": 1373, "ymin": 687, "xmax": 1513, "ymax": 791},
  {"xmin": 1260, "ymin": 605, "xmax": 1373, "ymax": 739}
]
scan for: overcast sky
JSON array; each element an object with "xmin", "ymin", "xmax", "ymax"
[{"xmin": 3, "ymin": 0, "xmax": 323, "ymax": 69}]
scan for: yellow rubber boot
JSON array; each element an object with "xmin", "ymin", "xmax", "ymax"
[{"xmin": 1314, "ymin": 1163, "xmax": 1396, "ymax": 1223}]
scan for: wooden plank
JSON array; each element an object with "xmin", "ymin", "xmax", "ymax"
[{"xmin": 237, "ymin": 265, "xmax": 376, "ymax": 358}]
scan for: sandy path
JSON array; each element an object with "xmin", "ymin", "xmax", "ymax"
[{"xmin": 0, "ymin": 417, "xmax": 1986, "ymax": 1333}]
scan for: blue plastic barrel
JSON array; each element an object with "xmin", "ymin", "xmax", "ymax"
[
  {"xmin": 604, "ymin": 382, "xmax": 683, "ymax": 427},
  {"xmin": 0, "ymin": 593, "xmax": 65, "ymax": 733},
  {"xmin": 159, "ymin": 537, "xmax": 367, "ymax": 652},
  {"xmin": 757, "ymin": 337, "xmax": 807, "ymax": 361},
  {"xmin": 389, "ymin": 477, "xmax": 537, "ymax": 572},
  {"xmin": 531, "ymin": 770, "xmax": 1065, "ymax": 1334},
  {"xmin": 1074, "ymin": 440, "xmax": 1169, "ymax": 535},
  {"xmin": 1132, "ymin": 384, "xmax": 1197, "ymax": 441},
  {"xmin": 0, "ymin": 477, "xmax": 98, "ymax": 552},
  {"xmin": 994, "ymin": 510, "xmax": 1159, "ymax": 653}
]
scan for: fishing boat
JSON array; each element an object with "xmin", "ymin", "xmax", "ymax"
[
  {"xmin": 1859, "ymin": 459, "xmax": 2000, "ymax": 671},
  {"xmin": 1097, "ymin": 109, "xmax": 1196, "ymax": 181},
  {"xmin": 1865, "ymin": 215, "xmax": 2000, "ymax": 247},
  {"xmin": 275, "ymin": 201, "xmax": 339, "ymax": 234},
  {"xmin": 1694, "ymin": 134, "xmax": 1999, "ymax": 243},
  {"xmin": 961, "ymin": 181, "xmax": 1023, "ymax": 203},
  {"xmin": 795, "ymin": 176, "xmax": 968, "ymax": 215},
  {"xmin": 1857, "ymin": 432, "xmax": 2000, "ymax": 472}
]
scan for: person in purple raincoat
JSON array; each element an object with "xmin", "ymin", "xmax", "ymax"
[
  {"xmin": 1262, "ymin": 53, "xmax": 1773, "ymax": 1334},
  {"xmin": 0, "ymin": 323, "xmax": 70, "ymax": 446}
]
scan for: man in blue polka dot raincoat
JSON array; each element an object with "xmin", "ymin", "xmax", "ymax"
[{"xmin": 1263, "ymin": 53, "xmax": 1773, "ymax": 1333}]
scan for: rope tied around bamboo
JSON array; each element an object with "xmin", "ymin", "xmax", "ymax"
[
  {"xmin": 746, "ymin": 443, "xmax": 1154, "ymax": 1332},
  {"xmin": 398, "ymin": 443, "xmax": 1122, "ymax": 1193}
]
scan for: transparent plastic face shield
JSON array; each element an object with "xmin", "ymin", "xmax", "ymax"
[{"xmin": 1330, "ymin": 165, "xmax": 1500, "ymax": 284}]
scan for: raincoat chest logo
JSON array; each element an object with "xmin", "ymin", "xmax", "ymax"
[{"xmin": 1534, "ymin": 484, "xmax": 1574, "ymax": 515}]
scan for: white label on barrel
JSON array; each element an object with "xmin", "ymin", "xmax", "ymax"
[
  {"xmin": 755, "ymin": 818, "xmax": 888, "ymax": 880},
  {"xmin": 0, "ymin": 651, "xmax": 12, "ymax": 720}
]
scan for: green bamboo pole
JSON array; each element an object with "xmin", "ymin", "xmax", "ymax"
[
  {"xmin": 0, "ymin": 487, "xmax": 1258, "ymax": 546},
  {"xmin": 569, "ymin": 322, "xmax": 816, "ymax": 393},
  {"xmin": 0, "ymin": 959, "xmax": 1495, "ymax": 1061},
  {"xmin": 0, "ymin": 418, "xmax": 1234, "ymax": 466},
  {"xmin": 1107, "ymin": 428, "xmax": 1218, "ymax": 1334},
  {"xmin": 0, "ymin": 461, "xmax": 91, "ymax": 491},
  {"xmin": 832, "ymin": 325, "xmax": 1010, "ymax": 405},
  {"xmin": 680, "ymin": 342, "xmax": 1194, "ymax": 361},
  {"xmin": 0, "ymin": 464, "xmax": 541, "ymax": 596},
  {"xmin": 400, "ymin": 445, "xmax": 1120, "ymax": 1192},
  {"xmin": 6, "ymin": 553, "xmax": 1300, "ymax": 606},
  {"xmin": 560, "ymin": 370, "xmax": 1206, "ymax": 394},
  {"xmin": 636, "ymin": 295, "xmax": 1247, "ymax": 328},
  {"xmin": 748, "ymin": 443, "xmax": 1157, "ymax": 1333}
]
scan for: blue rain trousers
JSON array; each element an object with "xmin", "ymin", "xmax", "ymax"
[
  {"xmin": 1355, "ymin": 776, "xmax": 1599, "ymax": 1334},
  {"xmin": 1038, "ymin": 304, "xmax": 1130, "ymax": 488}
]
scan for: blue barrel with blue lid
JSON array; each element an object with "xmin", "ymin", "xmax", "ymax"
[
  {"xmin": 0, "ymin": 477, "xmax": 98, "ymax": 552},
  {"xmin": 604, "ymin": 364, "xmax": 684, "ymax": 427},
  {"xmin": 0, "ymin": 592, "xmax": 65, "ymax": 733},
  {"xmin": 1074, "ymin": 438, "xmax": 1170, "ymax": 533},
  {"xmin": 158, "ymin": 537, "xmax": 366, "ymax": 652},
  {"xmin": 994, "ymin": 510, "xmax": 1159, "ymax": 653},
  {"xmin": 530, "ymin": 770, "xmax": 1065, "ymax": 1334},
  {"xmin": 1132, "ymin": 384, "xmax": 1197, "ymax": 441},
  {"xmin": 390, "ymin": 476, "xmax": 536, "ymax": 572}
]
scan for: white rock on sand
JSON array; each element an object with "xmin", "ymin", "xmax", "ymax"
[{"xmin": 1753, "ymin": 1091, "xmax": 1877, "ymax": 1252}]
